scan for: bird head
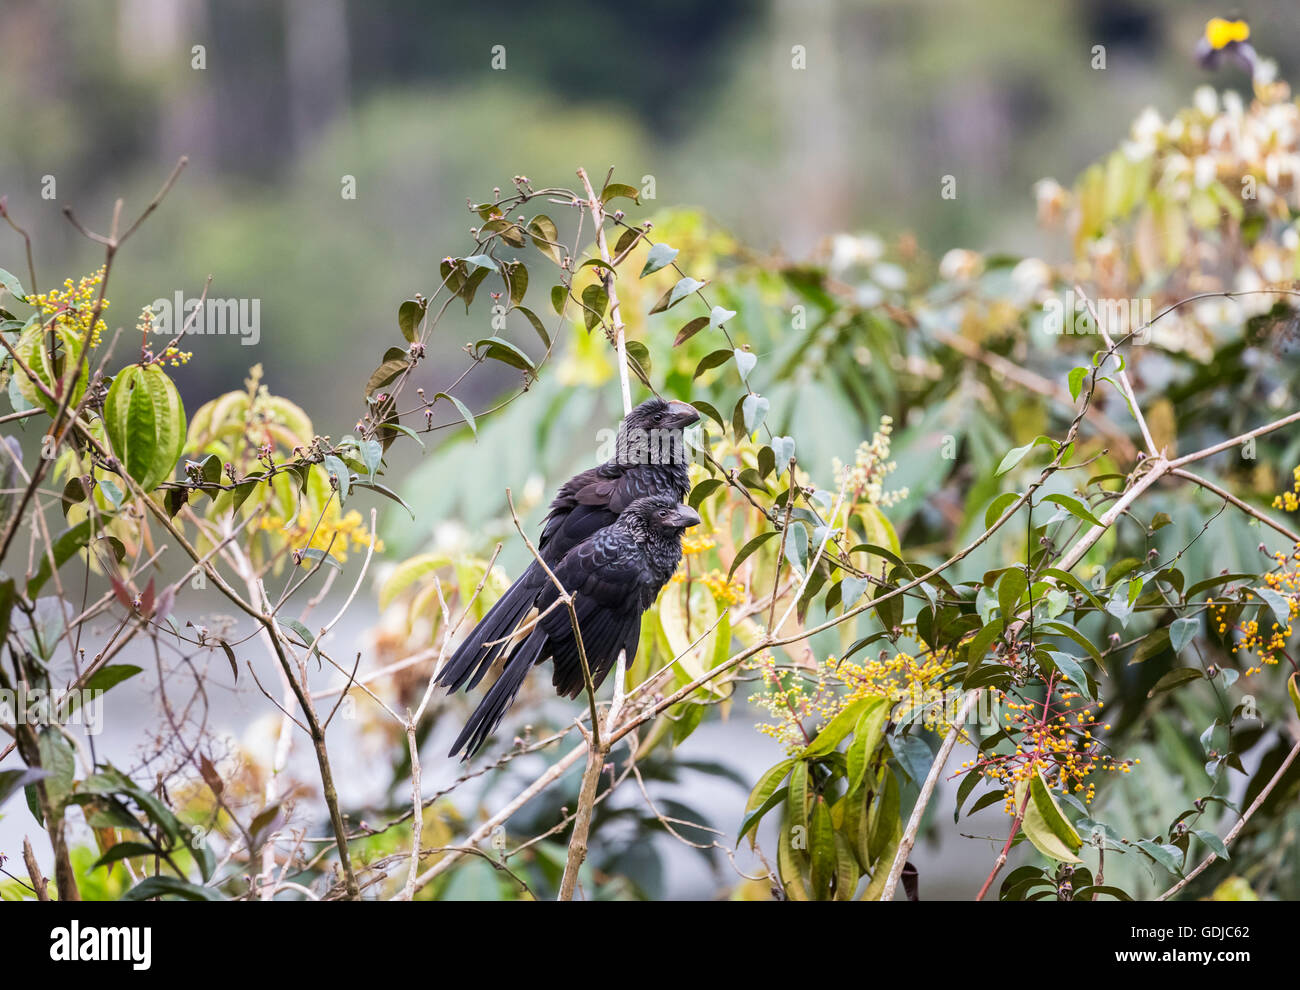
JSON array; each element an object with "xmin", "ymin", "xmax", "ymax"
[
  {"xmin": 615, "ymin": 398, "xmax": 700, "ymax": 467},
  {"xmin": 623, "ymin": 494, "xmax": 701, "ymax": 534},
  {"xmin": 621, "ymin": 397, "xmax": 700, "ymax": 435}
]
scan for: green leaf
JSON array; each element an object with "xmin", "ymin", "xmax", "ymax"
[
  {"xmin": 360, "ymin": 438, "xmax": 383, "ymax": 481},
  {"xmin": 846, "ymin": 697, "xmax": 891, "ymax": 794},
  {"xmin": 528, "ymin": 215, "xmax": 562, "ymax": 266},
  {"xmin": 788, "ymin": 761, "xmax": 811, "ymax": 831},
  {"xmin": 92, "ymin": 841, "xmax": 160, "ymax": 870},
  {"xmin": 809, "ymin": 798, "xmax": 836, "ymax": 895},
  {"xmin": 1136, "ymin": 839, "xmax": 1183, "ymax": 875},
  {"xmin": 503, "ymin": 261, "xmax": 529, "ymax": 306},
  {"xmin": 103, "ymin": 364, "xmax": 187, "ymax": 493},
  {"xmin": 1169, "ymin": 616, "xmax": 1199, "ymax": 654},
  {"xmin": 985, "ymin": 491, "xmax": 1022, "ymax": 529},
  {"xmin": 997, "ymin": 567, "xmax": 1028, "ymax": 621},
  {"xmin": 650, "ymin": 277, "xmax": 704, "ymax": 314},
  {"xmin": 353, "ymin": 479, "xmax": 416, "ymax": 519},
  {"xmin": 688, "ymin": 478, "xmax": 723, "ymax": 509},
  {"xmin": 27, "ymin": 518, "xmax": 94, "ymax": 597},
  {"xmin": 674, "ymin": 316, "xmax": 709, "ymax": 347},
  {"xmin": 600, "ymin": 182, "xmax": 640, "ymax": 206},
  {"xmin": 122, "ymin": 875, "xmax": 223, "ymax": 901},
  {"xmin": 436, "ymin": 392, "xmax": 477, "ymax": 438},
  {"xmin": 1043, "ymin": 651, "xmax": 1094, "ymax": 701},
  {"xmin": 995, "ymin": 436, "xmax": 1054, "ymax": 476},
  {"xmin": 299, "ymin": 548, "xmax": 343, "ymax": 572},
  {"xmin": 277, "ymin": 617, "xmax": 316, "ymax": 650},
  {"xmin": 0, "ymin": 267, "xmax": 27, "ymax": 302},
  {"xmin": 692, "ymin": 349, "xmax": 732, "ymax": 380},
  {"xmin": 581, "ymin": 284, "xmax": 608, "ymax": 331},
  {"xmin": 1147, "ymin": 667, "xmax": 1204, "ymax": 698},
  {"xmin": 1252, "ymin": 587, "xmax": 1292, "ymax": 628},
  {"xmin": 1192, "ymin": 828, "xmax": 1230, "ymax": 861},
  {"xmin": 0, "ymin": 768, "xmax": 49, "ymax": 808},
  {"xmin": 1040, "ymin": 620, "xmax": 1104, "ymax": 664},
  {"xmin": 740, "ymin": 394, "xmax": 769, "ymax": 437},
  {"xmin": 801, "ymin": 698, "xmax": 869, "ymax": 759},
  {"xmin": 1041, "ymin": 493, "xmax": 1102, "ymax": 528},
  {"xmin": 739, "ymin": 758, "xmax": 795, "ymax": 844},
  {"xmin": 82, "ymin": 664, "xmax": 143, "ymax": 695},
  {"xmin": 38, "ymin": 730, "xmax": 76, "ymax": 812},
  {"xmin": 473, "ymin": 337, "xmax": 535, "ymax": 372},
  {"xmin": 461, "ymin": 253, "xmax": 498, "ymax": 272},
  {"xmin": 515, "ymin": 307, "xmax": 551, "ymax": 349},
  {"xmin": 640, "ymin": 242, "xmax": 678, "ymax": 277},
  {"xmin": 1067, "ymin": 366, "xmax": 1088, "ymax": 401},
  {"xmin": 1018, "ymin": 769, "xmax": 1083, "ymax": 863},
  {"xmin": 1128, "ymin": 626, "xmax": 1171, "ymax": 665},
  {"xmin": 728, "ymin": 530, "xmax": 778, "ymax": 580},
  {"xmin": 322, "ymin": 454, "xmax": 351, "ymax": 504},
  {"xmin": 397, "ymin": 299, "xmax": 426, "ymax": 343}
]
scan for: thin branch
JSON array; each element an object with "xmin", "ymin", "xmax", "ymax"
[{"xmin": 1157, "ymin": 735, "xmax": 1300, "ymax": 901}]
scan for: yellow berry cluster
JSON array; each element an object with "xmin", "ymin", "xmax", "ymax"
[
  {"xmin": 834, "ymin": 648, "xmax": 952, "ymax": 730},
  {"xmin": 262, "ymin": 501, "xmax": 383, "ymax": 565},
  {"xmin": 744, "ymin": 646, "xmax": 955, "ymax": 753},
  {"xmin": 1217, "ymin": 544, "xmax": 1299, "ymax": 675},
  {"xmin": 28, "ymin": 268, "xmax": 110, "ymax": 350},
  {"xmin": 745, "ymin": 652, "xmax": 840, "ymax": 752},
  {"xmin": 958, "ymin": 683, "xmax": 1134, "ymax": 815},
  {"xmin": 1272, "ymin": 466, "xmax": 1300, "ymax": 513},
  {"xmin": 681, "ymin": 533, "xmax": 716, "ymax": 555}
]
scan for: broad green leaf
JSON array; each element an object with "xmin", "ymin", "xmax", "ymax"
[
  {"xmin": 473, "ymin": 337, "xmax": 535, "ymax": 372},
  {"xmin": 103, "ymin": 364, "xmax": 186, "ymax": 493},
  {"xmin": 740, "ymin": 758, "xmax": 796, "ymax": 845},
  {"xmin": 1017, "ymin": 770, "xmax": 1082, "ymax": 863}
]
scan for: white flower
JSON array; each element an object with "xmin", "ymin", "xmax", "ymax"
[
  {"xmin": 938, "ymin": 249, "xmax": 982, "ymax": 282},
  {"xmin": 1193, "ymin": 86, "xmax": 1219, "ymax": 118}
]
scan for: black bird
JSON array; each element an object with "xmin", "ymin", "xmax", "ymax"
[
  {"xmin": 435, "ymin": 397, "xmax": 699, "ymax": 698},
  {"xmin": 447, "ymin": 495, "xmax": 701, "ymax": 759}
]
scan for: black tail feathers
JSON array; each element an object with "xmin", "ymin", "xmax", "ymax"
[
  {"xmin": 435, "ymin": 560, "xmax": 542, "ymax": 693},
  {"xmin": 447, "ymin": 631, "xmax": 544, "ymax": 759}
]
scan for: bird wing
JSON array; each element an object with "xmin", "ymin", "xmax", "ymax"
[{"xmin": 539, "ymin": 531, "xmax": 653, "ymax": 697}]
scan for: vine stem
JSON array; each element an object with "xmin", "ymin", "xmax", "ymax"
[
  {"xmin": 975, "ymin": 769, "xmax": 1032, "ymax": 901},
  {"xmin": 576, "ymin": 166, "xmax": 632, "ymax": 416}
]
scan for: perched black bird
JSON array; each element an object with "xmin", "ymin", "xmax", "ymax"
[
  {"xmin": 447, "ymin": 495, "xmax": 701, "ymax": 759},
  {"xmin": 435, "ymin": 397, "xmax": 699, "ymax": 698}
]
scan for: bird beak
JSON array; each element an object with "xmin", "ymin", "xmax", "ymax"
[
  {"xmin": 672, "ymin": 505, "xmax": 702, "ymax": 529},
  {"xmin": 666, "ymin": 400, "xmax": 701, "ymax": 428}
]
